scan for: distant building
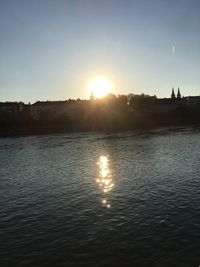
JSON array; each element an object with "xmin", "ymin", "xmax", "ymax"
[
  {"xmin": 90, "ymin": 91, "xmax": 95, "ymax": 101},
  {"xmin": 30, "ymin": 101, "xmax": 68, "ymax": 120},
  {"xmin": 171, "ymin": 87, "xmax": 175, "ymax": 99},
  {"xmin": 0, "ymin": 102, "xmax": 28, "ymax": 122},
  {"xmin": 177, "ymin": 88, "xmax": 181, "ymax": 99},
  {"xmin": 152, "ymin": 98, "xmax": 185, "ymax": 113},
  {"xmin": 171, "ymin": 87, "xmax": 181, "ymax": 99},
  {"xmin": 185, "ymin": 96, "xmax": 200, "ymax": 110}
]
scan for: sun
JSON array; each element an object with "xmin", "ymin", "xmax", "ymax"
[{"xmin": 89, "ymin": 77, "xmax": 113, "ymax": 99}]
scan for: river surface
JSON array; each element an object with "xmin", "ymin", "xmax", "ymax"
[{"xmin": 0, "ymin": 127, "xmax": 200, "ymax": 267}]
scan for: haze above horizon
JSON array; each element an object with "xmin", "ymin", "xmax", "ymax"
[{"xmin": 0, "ymin": 0, "xmax": 200, "ymax": 103}]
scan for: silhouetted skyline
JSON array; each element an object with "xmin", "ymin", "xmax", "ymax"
[
  {"xmin": 1, "ymin": 92, "xmax": 200, "ymax": 137},
  {"xmin": 0, "ymin": 0, "xmax": 200, "ymax": 102}
]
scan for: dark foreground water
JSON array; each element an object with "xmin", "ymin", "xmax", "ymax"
[{"xmin": 0, "ymin": 127, "xmax": 200, "ymax": 267}]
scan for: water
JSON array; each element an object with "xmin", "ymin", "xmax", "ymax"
[{"xmin": 0, "ymin": 128, "xmax": 200, "ymax": 267}]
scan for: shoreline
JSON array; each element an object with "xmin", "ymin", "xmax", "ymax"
[{"xmin": 1, "ymin": 122, "xmax": 200, "ymax": 138}]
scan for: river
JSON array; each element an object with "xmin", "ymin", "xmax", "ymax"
[{"xmin": 0, "ymin": 127, "xmax": 200, "ymax": 266}]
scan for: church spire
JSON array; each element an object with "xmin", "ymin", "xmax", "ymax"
[
  {"xmin": 171, "ymin": 87, "xmax": 175, "ymax": 99},
  {"xmin": 177, "ymin": 87, "xmax": 181, "ymax": 99},
  {"xmin": 90, "ymin": 90, "xmax": 95, "ymax": 101}
]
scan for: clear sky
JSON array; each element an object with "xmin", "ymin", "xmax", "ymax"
[{"xmin": 0, "ymin": 0, "xmax": 200, "ymax": 103}]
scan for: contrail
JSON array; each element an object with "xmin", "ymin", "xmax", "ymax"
[{"xmin": 172, "ymin": 45, "xmax": 175, "ymax": 54}]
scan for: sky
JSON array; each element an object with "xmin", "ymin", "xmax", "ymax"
[{"xmin": 0, "ymin": 0, "xmax": 200, "ymax": 103}]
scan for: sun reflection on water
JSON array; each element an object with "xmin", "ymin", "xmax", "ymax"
[{"xmin": 96, "ymin": 155, "xmax": 114, "ymax": 208}]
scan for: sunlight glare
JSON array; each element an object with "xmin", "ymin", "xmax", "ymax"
[
  {"xmin": 96, "ymin": 155, "xmax": 114, "ymax": 208},
  {"xmin": 89, "ymin": 77, "xmax": 112, "ymax": 98}
]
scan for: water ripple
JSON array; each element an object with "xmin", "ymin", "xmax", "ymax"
[{"xmin": 0, "ymin": 128, "xmax": 200, "ymax": 266}]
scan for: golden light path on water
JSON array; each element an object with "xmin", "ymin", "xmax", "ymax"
[{"xmin": 96, "ymin": 155, "xmax": 114, "ymax": 208}]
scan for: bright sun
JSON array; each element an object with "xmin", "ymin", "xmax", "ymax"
[{"xmin": 89, "ymin": 77, "xmax": 113, "ymax": 99}]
